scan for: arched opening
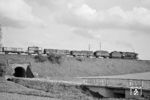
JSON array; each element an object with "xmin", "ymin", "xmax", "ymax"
[{"xmin": 13, "ymin": 67, "xmax": 26, "ymax": 77}]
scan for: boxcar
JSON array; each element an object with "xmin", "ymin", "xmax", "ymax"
[
  {"xmin": 44, "ymin": 49, "xmax": 57, "ymax": 55},
  {"xmin": 44, "ymin": 49, "xmax": 70, "ymax": 56},
  {"xmin": 81, "ymin": 51, "xmax": 93, "ymax": 57},
  {"xmin": 70, "ymin": 50, "xmax": 93, "ymax": 57},
  {"xmin": 28, "ymin": 46, "xmax": 42, "ymax": 55},
  {"xmin": 110, "ymin": 51, "xmax": 122, "ymax": 58},
  {"xmin": 3, "ymin": 47, "xmax": 24, "ymax": 54},
  {"xmin": 70, "ymin": 50, "xmax": 80, "ymax": 57},
  {"xmin": 94, "ymin": 50, "xmax": 109, "ymax": 58},
  {"xmin": 122, "ymin": 52, "xmax": 138, "ymax": 59}
]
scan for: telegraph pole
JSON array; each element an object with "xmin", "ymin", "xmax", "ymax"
[
  {"xmin": 0, "ymin": 24, "xmax": 2, "ymax": 47},
  {"xmin": 99, "ymin": 41, "xmax": 101, "ymax": 51},
  {"xmin": 88, "ymin": 43, "xmax": 91, "ymax": 51}
]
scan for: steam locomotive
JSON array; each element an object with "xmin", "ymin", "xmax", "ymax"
[{"xmin": 0, "ymin": 46, "xmax": 138, "ymax": 60}]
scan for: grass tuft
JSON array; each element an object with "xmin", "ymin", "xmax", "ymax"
[{"xmin": 34, "ymin": 55, "xmax": 47, "ymax": 63}]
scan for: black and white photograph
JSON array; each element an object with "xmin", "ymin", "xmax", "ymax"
[{"xmin": 0, "ymin": 0, "xmax": 150, "ymax": 99}]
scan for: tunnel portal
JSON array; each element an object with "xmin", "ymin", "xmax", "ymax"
[{"xmin": 13, "ymin": 67, "xmax": 26, "ymax": 77}]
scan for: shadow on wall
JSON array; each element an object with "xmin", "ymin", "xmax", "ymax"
[{"xmin": 13, "ymin": 65, "xmax": 34, "ymax": 78}]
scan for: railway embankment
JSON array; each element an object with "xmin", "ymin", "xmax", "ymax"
[{"xmin": 0, "ymin": 54, "xmax": 150, "ymax": 78}]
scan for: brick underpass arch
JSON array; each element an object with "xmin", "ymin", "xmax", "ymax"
[
  {"xmin": 13, "ymin": 67, "xmax": 26, "ymax": 77},
  {"xmin": 10, "ymin": 63, "xmax": 34, "ymax": 78}
]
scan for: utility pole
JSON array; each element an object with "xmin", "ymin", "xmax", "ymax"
[
  {"xmin": 99, "ymin": 41, "xmax": 101, "ymax": 51},
  {"xmin": 88, "ymin": 43, "xmax": 91, "ymax": 51},
  {"xmin": 0, "ymin": 24, "xmax": 2, "ymax": 47}
]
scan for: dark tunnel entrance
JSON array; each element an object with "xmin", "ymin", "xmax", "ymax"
[{"xmin": 13, "ymin": 67, "xmax": 26, "ymax": 77}]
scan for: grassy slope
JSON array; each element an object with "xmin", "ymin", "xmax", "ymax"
[
  {"xmin": 0, "ymin": 93, "xmax": 60, "ymax": 100},
  {"xmin": 0, "ymin": 54, "xmax": 150, "ymax": 78},
  {"xmin": 0, "ymin": 78, "xmax": 133, "ymax": 100},
  {"xmin": 0, "ymin": 78, "xmax": 56, "ymax": 98},
  {"xmin": 0, "ymin": 78, "xmax": 95, "ymax": 100}
]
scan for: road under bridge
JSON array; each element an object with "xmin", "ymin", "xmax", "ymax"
[{"xmin": 78, "ymin": 72, "xmax": 150, "ymax": 99}]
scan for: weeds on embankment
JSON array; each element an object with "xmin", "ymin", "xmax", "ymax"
[{"xmin": 34, "ymin": 54, "xmax": 63, "ymax": 64}]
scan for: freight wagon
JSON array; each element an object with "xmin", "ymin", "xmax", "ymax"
[
  {"xmin": 3, "ymin": 47, "xmax": 24, "ymax": 54},
  {"xmin": 121, "ymin": 52, "xmax": 138, "ymax": 59},
  {"xmin": 44, "ymin": 49, "xmax": 70, "ymax": 56},
  {"xmin": 94, "ymin": 50, "xmax": 109, "ymax": 58},
  {"xmin": 70, "ymin": 50, "xmax": 93, "ymax": 57},
  {"xmin": 109, "ymin": 51, "xmax": 122, "ymax": 58},
  {"xmin": 28, "ymin": 46, "xmax": 43, "ymax": 55}
]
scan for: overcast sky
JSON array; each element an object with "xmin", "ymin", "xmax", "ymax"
[{"xmin": 0, "ymin": 0, "xmax": 150, "ymax": 60}]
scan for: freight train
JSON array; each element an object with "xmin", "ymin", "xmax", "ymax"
[{"xmin": 0, "ymin": 46, "xmax": 138, "ymax": 60}]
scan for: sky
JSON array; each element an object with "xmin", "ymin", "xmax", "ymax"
[{"xmin": 0, "ymin": 0, "xmax": 150, "ymax": 60}]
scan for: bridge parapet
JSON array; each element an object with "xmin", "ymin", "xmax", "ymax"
[{"xmin": 81, "ymin": 78, "xmax": 150, "ymax": 90}]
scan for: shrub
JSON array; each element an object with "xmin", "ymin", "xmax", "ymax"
[
  {"xmin": 76, "ymin": 57, "xmax": 83, "ymax": 62},
  {"xmin": 0, "ymin": 63, "xmax": 6, "ymax": 77},
  {"xmin": 34, "ymin": 54, "xmax": 47, "ymax": 63},
  {"xmin": 47, "ymin": 53, "xmax": 63, "ymax": 64}
]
